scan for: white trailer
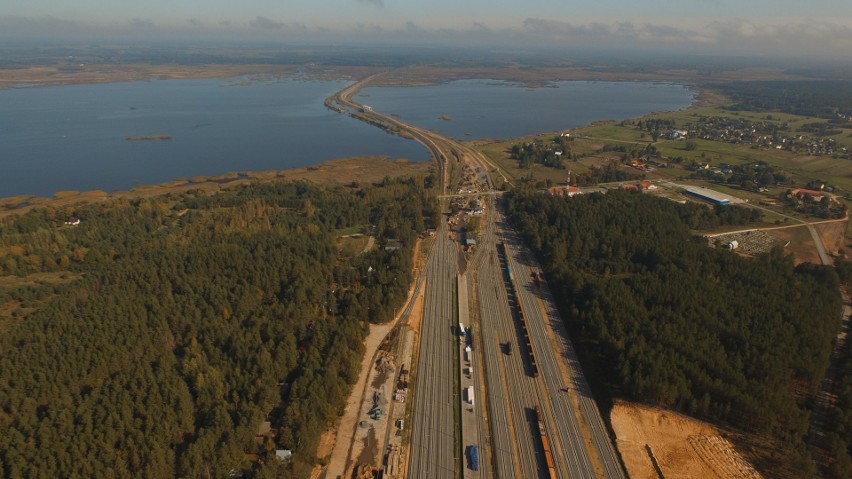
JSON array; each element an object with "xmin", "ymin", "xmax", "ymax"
[
  {"xmin": 458, "ymin": 322, "xmax": 466, "ymax": 336},
  {"xmin": 466, "ymin": 386, "xmax": 475, "ymax": 405}
]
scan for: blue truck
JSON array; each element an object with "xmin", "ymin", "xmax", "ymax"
[{"xmin": 467, "ymin": 445, "xmax": 479, "ymax": 471}]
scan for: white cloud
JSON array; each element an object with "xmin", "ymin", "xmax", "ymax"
[
  {"xmin": 129, "ymin": 18, "xmax": 155, "ymax": 29},
  {"xmin": 1, "ymin": 13, "xmax": 851, "ymax": 61},
  {"xmin": 514, "ymin": 17, "xmax": 852, "ymax": 57},
  {"xmin": 249, "ymin": 16, "xmax": 284, "ymax": 30}
]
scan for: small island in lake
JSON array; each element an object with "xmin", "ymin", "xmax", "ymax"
[{"xmin": 126, "ymin": 134, "xmax": 172, "ymax": 141}]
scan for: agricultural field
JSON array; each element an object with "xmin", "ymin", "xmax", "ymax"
[
  {"xmin": 475, "ymin": 101, "xmax": 852, "ymax": 190},
  {"xmin": 474, "ymin": 90, "xmax": 852, "ymax": 246}
]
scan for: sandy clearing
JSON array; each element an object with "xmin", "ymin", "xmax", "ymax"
[
  {"xmin": 611, "ymin": 401, "xmax": 762, "ymax": 479},
  {"xmin": 320, "ymin": 313, "xmax": 401, "ymax": 478},
  {"xmin": 319, "ymin": 238, "xmax": 427, "ymax": 479},
  {"xmin": 814, "ymin": 218, "xmax": 850, "ymax": 257},
  {"xmin": 771, "ymin": 225, "xmax": 822, "ymax": 265}
]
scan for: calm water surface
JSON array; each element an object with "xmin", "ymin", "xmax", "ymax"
[
  {"xmin": 357, "ymin": 79, "xmax": 695, "ymax": 140},
  {"xmin": 0, "ymin": 78, "xmax": 428, "ymax": 197},
  {"xmin": 1, "ymin": 78, "xmax": 694, "ymax": 198}
]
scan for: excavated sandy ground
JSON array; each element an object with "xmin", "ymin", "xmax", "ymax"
[
  {"xmin": 611, "ymin": 401, "xmax": 762, "ymax": 479},
  {"xmin": 317, "ymin": 239, "xmax": 427, "ymax": 479}
]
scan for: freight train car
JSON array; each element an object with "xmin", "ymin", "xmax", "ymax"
[{"xmin": 535, "ymin": 406, "xmax": 557, "ymax": 479}]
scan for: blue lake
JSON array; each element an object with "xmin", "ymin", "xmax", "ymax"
[
  {"xmin": 357, "ymin": 80, "xmax": 695, "ymax": 140},
  {"xmin": 0, "ymin": 77, "xmax": 694, "ymax": 198},
  {"xmin": 0, "ymin": 78, "xmax": 428, "ymax": 198}
]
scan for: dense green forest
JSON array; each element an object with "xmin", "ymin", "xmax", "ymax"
[
  {"xmin": 717, "ymin": 81, "xmax": 852, "ymax": 119},
  {"xmin": 0, "ymin": 177, "xmax": 437, "ymax": 478},
  {"xmin": 504, "ymin": 189, "xmax": 843, "ymax": 474},
  {"xmin": 822, "ymin": 259, "xmax": 852, "ymax": 478}
]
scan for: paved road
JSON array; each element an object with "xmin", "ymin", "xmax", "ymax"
[
  {"xmin": 327, "ymin": 73, "xmax": 464, "ymax": 477},
  {"xmin": 743, "ymin": 203, "xmax": 834, "ymax": 266},
  {"xmin": 327, "ymin": 73, "xmax": 624, "ymax": 479},
  {"xmin": 408, "ymin": 220, "xmax": 459, "ymax": 478}
]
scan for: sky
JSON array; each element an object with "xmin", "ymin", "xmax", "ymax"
[{"xmin": 3, "ymin": 0, "xmax": 852, "ymax": 60}]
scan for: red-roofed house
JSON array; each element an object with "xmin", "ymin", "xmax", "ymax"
[
  {"xmin": 639, "ymin": 181, "xmax": 657, "ymax": 191},
  {"xmin": 790, "ymin": 189, "xmax": 825, "ymax": 201}
]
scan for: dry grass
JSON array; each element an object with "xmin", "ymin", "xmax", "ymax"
[
  {"xmin": 0, "ymin": 271, "xmax": 82, "ymax": 289},
  {"xmin": 815, "ymin": 219, "xmax": 851, "ymax": 257},
  {"xmin": 772, "ymin": 226, "xmax": 822, "ymax": 265},
  {"xmin": 337, "ymin": 236, "xmax": 371, "ymax": 258}
]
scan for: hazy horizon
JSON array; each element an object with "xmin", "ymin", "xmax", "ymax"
[{"xmin": 3, "ymin": 0, "xmax": 852, "ymax": 61}]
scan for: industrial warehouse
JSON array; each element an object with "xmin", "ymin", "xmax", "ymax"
[{"xmin": 682, "ymin": 185, "xmax": 744, "ymax": 205}]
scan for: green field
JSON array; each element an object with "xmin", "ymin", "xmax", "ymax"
[
  {"xmin": 335, "ymin": 224, "xmax": 371, "ymax": 237},
  {"xmin": 475, "ymin": 103, "xmax": 852, "ymax": 194}
]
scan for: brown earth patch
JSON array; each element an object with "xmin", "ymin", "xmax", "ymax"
[
  {"xmin": 316, "ymin": 430, "xmax": 335, "ymax": 461},
  {"xmin": 771, "ymin": 225, "xmax": 821, "ymax": 265},
  {"xmin": 611, "ymin": 401, "xmax": 762, "ymax": 479},
  {"xmin": 0, "ymin": 271, "xmax": 82, "ymax": 289},
  {"xmin": 814, "ymin": 219, "xmax": 850, "ymax": 257}
]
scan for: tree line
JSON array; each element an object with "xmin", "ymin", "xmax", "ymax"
[
  {"xmin": 716, "ymin": 81, "xmax": 852, "ymax": 119},
  {"xmin": 504, "ymin": 188, "xmax": 843, "ymax": 476},
  {"xmin": 821, "ymin": 259, "xmax": 852, "ymax": 478},
  {"xmin": 0, "ymin": 177, "xmax": 437, "ymax": 478}
]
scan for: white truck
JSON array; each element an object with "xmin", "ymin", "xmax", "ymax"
[{"xmin": 466, "ymin": 386, "xmax": 475, "ymax": 405}]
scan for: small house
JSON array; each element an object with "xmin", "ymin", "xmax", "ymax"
[{"xmin": 384, "ymin": 239, "xmax": 403, "ymax": 252}]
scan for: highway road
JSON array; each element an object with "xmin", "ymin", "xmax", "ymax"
[
  {"xmin": 329, "ymin": 73, "xmax": 470, "ymax": 478},
  {"xmin": 407, "ymin": 220, "xmax": 459, "ymax": 478},
  {"xmin": 327, "ymin": 74, "xmax": 624, "ymax": 478}
]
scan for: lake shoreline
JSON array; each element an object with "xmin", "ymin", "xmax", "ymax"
[
  {"xmin": 1, "ymin": 69, "xmax": 704, "ymax": 201},
  {"xmin": 0, "ymin": 156, "xmax": 432, "ymax": 219},
  {"xmin": 0, "ymin": 62, "xmax": 812, "ymax": 92},
  {"xmin": 0, "ymin": 76, "xmax": 430, "ymax": 198}
]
